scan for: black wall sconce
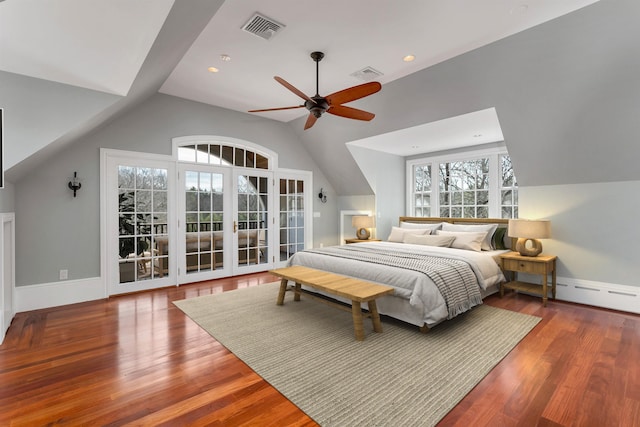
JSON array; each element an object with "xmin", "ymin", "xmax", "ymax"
[
  {"xmin": 68, "ymin": 171, "xmax": 81, "ymax": 197},
  {"xmin": 318, "ymin": 188, "xmax": 327, "ymax": 203}
]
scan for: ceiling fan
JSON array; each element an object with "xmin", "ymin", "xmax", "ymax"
[{"xmin": 248, "ymin": 51, "xmax": 382, "ymax": 130}]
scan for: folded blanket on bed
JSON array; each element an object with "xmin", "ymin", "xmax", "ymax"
[{"xmin": 302, "ymin": 245, "xmax": 483, "ymax": 320}]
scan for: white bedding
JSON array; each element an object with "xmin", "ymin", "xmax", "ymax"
[{"xmin": 288, "ymin": 241, "xmax": 507, "ymax": 327}]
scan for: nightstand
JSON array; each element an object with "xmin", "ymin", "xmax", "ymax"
[
  {"xmin": 345, "ymin": 238, "xmax": 381, "ymax": 244},
  {"xmin": 499, "ymin": 252, "xmax": 557, "ymax": 306}
]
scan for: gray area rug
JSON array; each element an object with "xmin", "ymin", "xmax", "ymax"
[{"xmin": 174, "ymin": 282, "xmax": 540, "ymax": 426}]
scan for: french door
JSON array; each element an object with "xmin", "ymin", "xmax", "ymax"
[
  {"xmin": 105, "ymin": 146, "xmax": 311, "ymax": 294},
  {"xmin": 232, "ymin": 169, "xmax": 272, "ymax": 275},
  {"xmin": 106, "ymin": 156, "xmax": 176, "ymax": 295},
  {"xmin": 177, "ymin": 165, "xmax": 232, "ymax": 283},
  {"xmin": 176, "ymin": 166, "xmax": 275, "ymax": 282}
]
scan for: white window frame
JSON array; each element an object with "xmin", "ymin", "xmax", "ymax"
[{"xmin": 406, "ymin": 146, "xmax": 514, "ymax": 218}]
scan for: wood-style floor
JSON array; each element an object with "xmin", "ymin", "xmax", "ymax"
[{"xmin": 1, "ymin": 273, "xmax": 639, "ymax": 426}]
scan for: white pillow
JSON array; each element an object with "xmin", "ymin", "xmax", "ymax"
[
  {"xmin": 402, "ymin": 233, "xmax": 455, "ymax": 247},
  {"xmin": 399, "ymin": 222, "xmax": 444, "ymax": 232},
  {"xmin": 387, "ymin": 226, "xmax": 429, "ymax": 243},
  {"xmin": 435, "ymin": 230, "xmax": 487, "ymax": 252},
  {"xmin": 441, "ymin": 223, "xmax": 498, "ymax": 251}
]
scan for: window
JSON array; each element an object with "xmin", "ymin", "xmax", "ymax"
[
  {"xmin": 439, "ymin": 159, "xmax": 490, "ymax": 218},
  {"xmin": 407, "ymin": 148, "xmax": 518, "ymax": 219},
  {"xmin": 279, "ymin": 178, "xmax": 305, "ymax": 261},
  {"xmin": 500, "ymin": 154, "xmax": 518, "ymax": 219},
  {"xmin": 177, "ymin": 143, "xmax": 270, "ymax": 169}
]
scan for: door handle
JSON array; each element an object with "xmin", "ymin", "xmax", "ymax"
[{"xmin": 233, "ymin": 221, "xmax": 237, "ymax": 233}]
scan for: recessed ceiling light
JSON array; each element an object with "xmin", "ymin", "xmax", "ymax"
[
  {"xmin": 403, "ymin": 54, "xmax": 416, "ymax": 62},
  {"xmin": 220, "ymin": 54, "xmax": 231, "ymax": 62},
  {"xmin": 207, "ymin": 67, "xmax": 219, "ymax": 73}
]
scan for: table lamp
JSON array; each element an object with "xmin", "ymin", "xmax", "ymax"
[
  {"xmin": 352, "ymin": 215, "xmax": 375, "ymax": 240},
  {"xmin": 508, "ymin": 219, "xmax": 551, "ymax": 257}
]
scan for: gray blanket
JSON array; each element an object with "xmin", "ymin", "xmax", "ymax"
[{"xmin": 302, "ymin": 244, "xmax": 483, "ymax": 320}]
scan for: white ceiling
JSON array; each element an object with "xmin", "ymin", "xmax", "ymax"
[
  {"xmin": 346, "ymin": 107, "xmax": 504, "ymax": 156},
  {"xmin": 0, "ymin": 0, "xmax": 600, "ymax": 154},
  {"xmin": 0, "ymin": 0, "xmax": 175, "ymax": 96}
]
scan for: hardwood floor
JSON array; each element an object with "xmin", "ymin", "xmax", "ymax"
[{"xmin": 1, "ymin": 273, "xmax": 639, "ymax": 426}]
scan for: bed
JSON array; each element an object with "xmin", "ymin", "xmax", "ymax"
[{"xmin": 287, "ymin": 217, "xmax": 513, "ymax": 330}]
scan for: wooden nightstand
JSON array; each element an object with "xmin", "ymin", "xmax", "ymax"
[
  {"xmin": 345, "ymin": 238, "xmax": 381, "ymax": 244},
  {"xmin": 499, "ymin": 252, "xmax": 557, "ymax": 306}
]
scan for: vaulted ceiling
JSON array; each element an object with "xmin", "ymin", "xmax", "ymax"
[{"xmin": 0, "ymin": 0, "xmax": 602, "ymax": 183}]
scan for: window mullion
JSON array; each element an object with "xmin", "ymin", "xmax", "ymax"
[
  {"xmin": 431, "ymin": 162, "xmax": 439, "ymax": 217},
  {"xmin": 488, "ymin": 154, "xmax": 499, "ymax": 217}
]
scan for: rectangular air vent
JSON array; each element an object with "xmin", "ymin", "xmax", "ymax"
[
  {"xmin": 242, "ymin": 13, "xmax": 285, "ymax": 41},
  {"xmin": 350, "ymin": 66, "xmax": 384, "ymax": 81}
]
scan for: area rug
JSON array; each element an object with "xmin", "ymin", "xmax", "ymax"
[{"xmin": 174, "ymin": 282, "xmax": 540, "ymax": 426}]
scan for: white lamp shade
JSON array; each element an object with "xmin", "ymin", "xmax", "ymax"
[
  {"xmin": 508, "ymin": 219, "xmax": 551, "ymax": 239},
  {"xmin": 352, "ymin": 215, "xmax": 375, "ymax": 229}
]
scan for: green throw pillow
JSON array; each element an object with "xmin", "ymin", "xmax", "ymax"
[{"xmin": 493, "ymin": 227, "xmax": 508, "ymax": 250}]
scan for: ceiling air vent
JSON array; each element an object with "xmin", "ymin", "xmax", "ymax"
[
  {"xmin": 350, "ymin": 66, "xmax": 384, "ymax": 82},
  {"xmin": 242, "ymin": 13, "xmax": 285, "ymax": 41}
]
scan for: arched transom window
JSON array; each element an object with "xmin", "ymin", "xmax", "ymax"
[{"xmin": 177, "ymin": 143, "xmax": 270, "ymax": 170}]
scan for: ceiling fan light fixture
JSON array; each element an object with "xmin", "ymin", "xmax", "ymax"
[{"xmin": 248, "ymin": 52, "xmax": 381, "ymax": 130}]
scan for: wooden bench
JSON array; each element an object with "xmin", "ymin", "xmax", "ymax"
[{"xmin": 269, "ymin": 265, "xmax": 395, "ymax": 341}]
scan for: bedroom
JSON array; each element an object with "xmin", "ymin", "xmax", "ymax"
[{"xmin": 1, "ymin": 0, "xmax": 639, "ymax": 424}]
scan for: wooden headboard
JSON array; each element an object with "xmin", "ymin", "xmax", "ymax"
[{"xmin": 398, "ymin": 217, "xmax": 515, "ymax": 250}]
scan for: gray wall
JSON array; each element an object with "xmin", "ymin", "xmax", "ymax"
[
  {"xmin": 14, "ymin": 93, "xmax": 335, "ymax": 286},
  {"xmin": 0, "ymin": 183, "xmax": 15, "ymax": 213},
  {"xmin": 520, "ymin": 182, "xmax": 640, "ymax": 286},
  {"xmin": 0, "ymin": 71, "xmax": 121, "ymax": 171},
  {"xmin": 347, "ymin": 145, "xmax": 405, "ymax": 240}
]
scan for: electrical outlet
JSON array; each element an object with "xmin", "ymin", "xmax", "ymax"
[{"xmin": 59, "ymin": 269, "xmax": 68, "ymax": 280}]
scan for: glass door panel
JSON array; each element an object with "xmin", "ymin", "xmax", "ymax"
[
  {"xmin": 279, "ymin": 178, "xmax": 305, "ymax": 261},
  {"xmin": 108, "ymin": 157, "xmax": 174, "ymax": 296},
  {"xmin": 233, "ymin": 170, "xmax": 272, "ymax": 274},
  {"xmin": 117, "ymin": 166, "xmax": 169, "ymax": 284},
  {"xmin": 179, "ymin": 165, "xmax": 231, "ymax": 283}
]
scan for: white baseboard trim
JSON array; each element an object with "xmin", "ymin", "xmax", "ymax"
[
  {"xmin": 15, "ymin": 277, "xmax": 106, "ymax": 313},
  {"xmin": 555, "ymin": 276, "xmax": 639, "ymax": 314},
  {"xmin": 12, "ymin": 274, "xmax": 640, "ymax": 316}
]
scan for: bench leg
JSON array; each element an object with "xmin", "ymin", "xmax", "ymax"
[
  {"xmin": 368, "ymin": 300, "xmax": 383, "ymax": 333},
  {"xmin": 351, "ymin": 301, "xmax": 365, "ymax": 341},
  {"xmin": 276, "ymin": 279, "xmax": 288, "ymax": 305},
  {"xmin": 294, "ymin": 282, "xmax": 302, "ymax": 301}
]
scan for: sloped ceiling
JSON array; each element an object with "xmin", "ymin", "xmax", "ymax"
[
  {"xmin": 292, "ymin": 0, "xmax": 640, "ymax": 192},
  {"xmin": 4, "ymin": 0, "xmax": 639, "ymax": 197}
]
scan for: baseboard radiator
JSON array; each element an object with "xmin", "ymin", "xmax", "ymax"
[{"xmin": 555, "ymin": 276, "xmax": 639, "ymax": 314}]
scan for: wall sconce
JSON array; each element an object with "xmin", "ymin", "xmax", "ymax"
[
  {"xmin": 318, "ymin": 188, "xmax": 327, "ymax": 203},
  {"xmin": 68, "ymin": 171, "xmax": 81, "ymax": 197}
]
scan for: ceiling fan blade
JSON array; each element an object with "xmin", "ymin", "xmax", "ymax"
[
  {"xmin": 304, "ymin": 113, "xmax": 318, "ymax": 130},
  {"xmin": 248, "ymin": 105, "xmax": 304, "ymax": 113},
  {"xmin": 274, "ymin": 76, "xmax": 314, "ymax": 103},
  {"xmin": 325, "ymin": 82, "xmax": 381, "ymax": 106},
  {"xmin": 327, "ymin": 105, "xmax": 375, "ymax": 121}
]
